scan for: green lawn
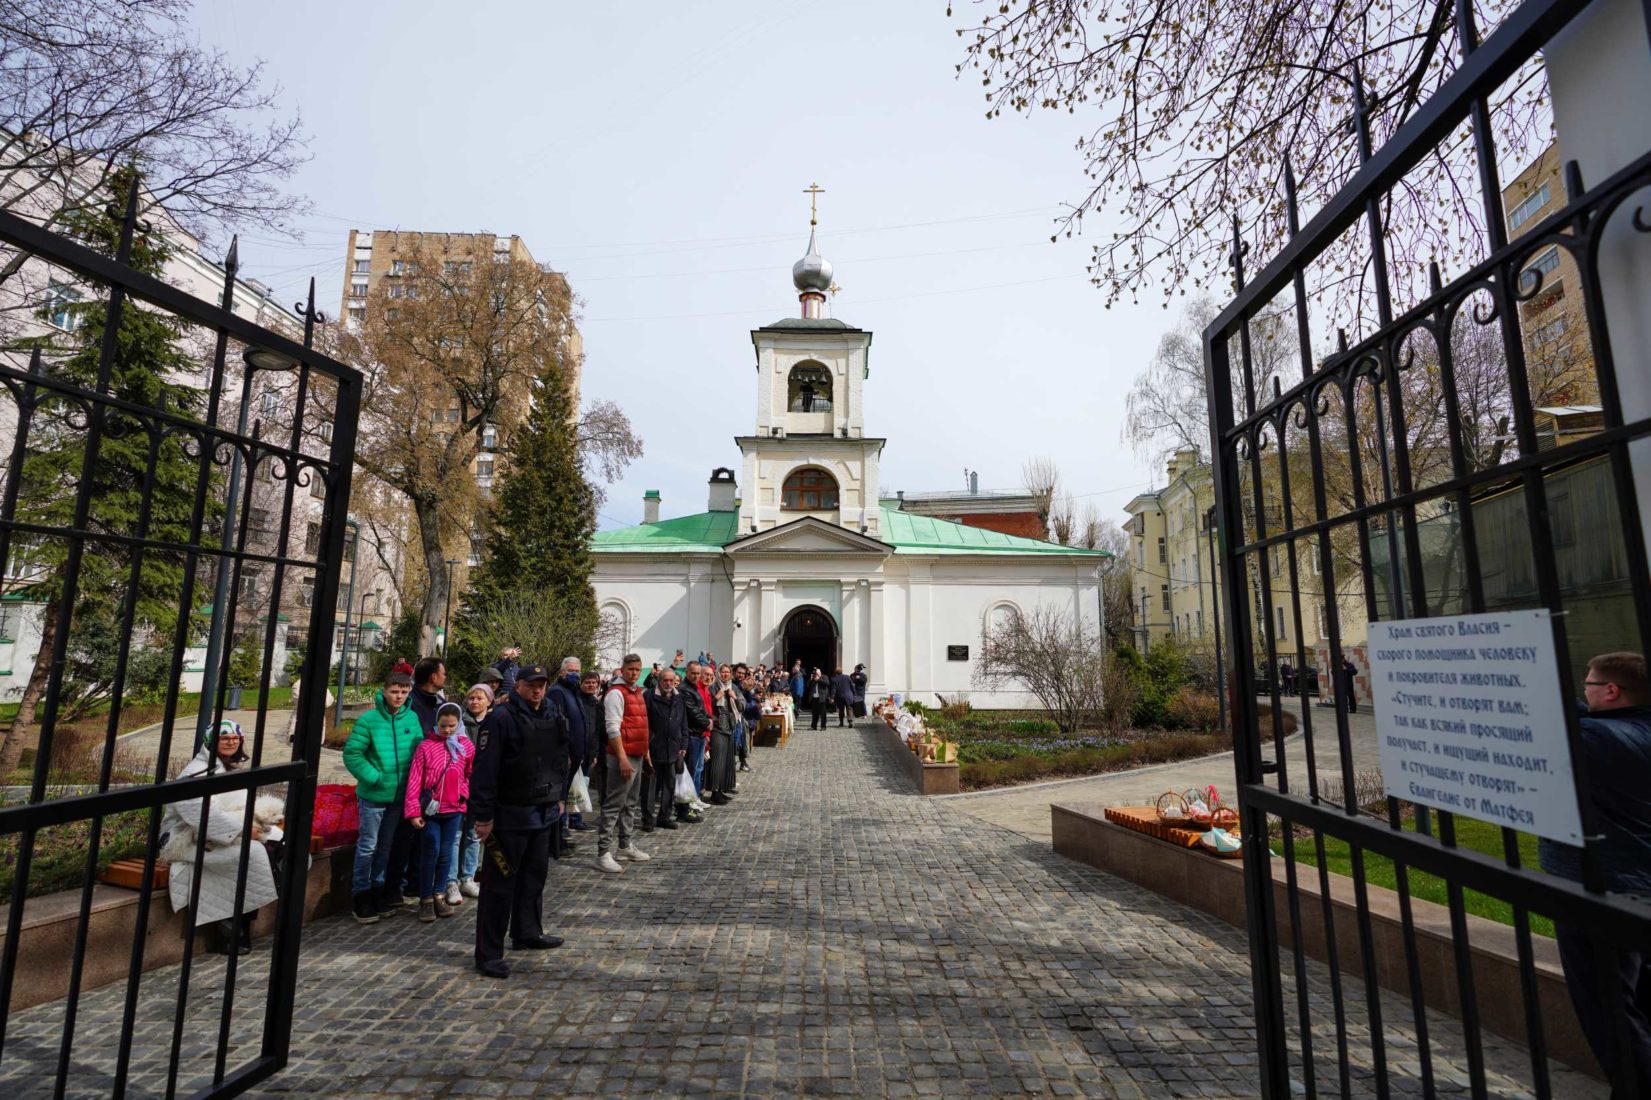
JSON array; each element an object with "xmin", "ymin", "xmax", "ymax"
[{"xmin": 1271, "ymin": 813, "xmax": 1554, "ymax": 938}]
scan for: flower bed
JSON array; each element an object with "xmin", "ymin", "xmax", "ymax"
[{"xmin": 925, "ymin": 710, "xmax": 1230, "ymax": 791}]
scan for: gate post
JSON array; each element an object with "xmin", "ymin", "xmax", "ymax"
[{"xmin": 1547, "ymin": 0, "xmax": 1651, "ymax": 558}]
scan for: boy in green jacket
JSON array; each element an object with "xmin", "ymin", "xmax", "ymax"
[{"xmin": 344, "ymin": 664, "xmax": 422, "ymax": 924}]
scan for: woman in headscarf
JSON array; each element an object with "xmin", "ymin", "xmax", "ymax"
[
  {"xmin": 161, "ymin": 720, "xmax": 283, "ymax": 955},
  {"xmin": 706, "ymin": 663, "xmax": 740, "ymax": 804}
]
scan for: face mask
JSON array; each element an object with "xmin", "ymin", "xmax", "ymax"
[{"xmin": 566, "ymin": 672, "xmax": 580, "ymax": 687}]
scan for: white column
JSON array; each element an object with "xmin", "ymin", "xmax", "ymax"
[
  {"xmin": 1548, "ymin": 0, "xmax": 1651, "ymax": 557},
  {"xmin": 867, "ymin": 580, "xmax": 886, "ymax": 697},
  {"xmin": 759, "ymin": 580, "xmax": 779, "ymax": 666},
  {"xmin": 839, "ymin": 580, "xmax": 857, "ymax": 670}
]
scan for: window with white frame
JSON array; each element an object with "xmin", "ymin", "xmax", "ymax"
[
  {"xmin": 353, "ymin": 259, "xmax": 370, "ymax": 274},
  {"xmin": 1507, "ymin": 182, "xmax": 1550, "ymax": 233},
  {"xmin": 46, "ymin": 281, "xmax": 82, "ymax": 331}
]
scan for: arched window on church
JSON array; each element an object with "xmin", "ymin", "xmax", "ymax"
[
  {"xmin": 787, "ymin": 362, "xmax": 833, "ymax": 412},
  {"xmin": 782, "ymin": 466, "xmax": 839, "ymax": 511}
]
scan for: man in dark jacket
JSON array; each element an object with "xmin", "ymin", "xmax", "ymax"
[
  {"xmin": 547, "ymin": 657, "xmax": 594, "ymax": 847},
  {"xmin": 409, "ymin": 657, "xmax": 447, "ymax": 734},
  {"xmin": 830, "ymin": 667, "xmax": 855, "ymax": 728},
  {"xmin": 1538, "ymin": 651, "xmax": 1651, "ymax": 1090},
  {"xmin": 470, "ymin": 664, "xmax": 570, "ymax": 979},
  {"xmin": 645, "ymin": 668, "xmax": 688, "ymax": 828}
]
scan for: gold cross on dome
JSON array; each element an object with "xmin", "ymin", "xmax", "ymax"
[{"xmin": 803, "ymin": 182, "xmax": 825, "ymax": 226}]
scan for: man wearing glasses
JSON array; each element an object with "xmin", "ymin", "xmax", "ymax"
[{"xmin": 1539, "ymin": 651, "xmax": 1651, "ymax": 1090}]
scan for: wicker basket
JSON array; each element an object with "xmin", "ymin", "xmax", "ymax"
[{"xmin": 1154, "ymin": 789, "xmax": 1190, "ymax": 824}]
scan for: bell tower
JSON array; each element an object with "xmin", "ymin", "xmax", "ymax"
[{"xmin": 737, "ymin": 186, "xmax": 884, "ymax": 537}]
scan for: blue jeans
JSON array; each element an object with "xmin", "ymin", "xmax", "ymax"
[
  {"xmin": 450, "ymin": 818, "xmax": 480, "ymax": 882},
  {"xmin": 352, "ymin": 797, "xmax": 402, "ymax": 895},
  {"xmin": 686, "ymin": 735, "xmax": 705, "ymax": 794},
  {"xmin": 418, "ymin": 814, "xmax": 461, "ymax": 898}
]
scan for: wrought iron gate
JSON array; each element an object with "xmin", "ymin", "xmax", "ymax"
[
  {"xmin": 0, "ymin": 182, "xmax": 359, "ymax": 1097},
  {"xmin": 1205, "ymin": 0, "xmax": 1651, "ymax": 1095}
]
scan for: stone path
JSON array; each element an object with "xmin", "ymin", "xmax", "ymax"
[
  {"xmin": 0, "ymin": 718, "xmax": 1599, "ymax": 1098},
  {"xmin": 950, "ymin": 709, "xmax": 1385, "ymax": 845}
]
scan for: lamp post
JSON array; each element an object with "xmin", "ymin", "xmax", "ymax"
[
  {"xmin": 197, "ymin": 346, "xmax": 298, "ymax": 749},
  {"xmin": 442, "ymin": 558, "xmax": 460, "ymax": 656},
  {"xmin": 357, "ymin": 591, "xmax": 374, "ymax": 682},
  {"xmin": 1206, "ymin": 505, "xmax": 1227, "ymax": 737},
  {"xmin": 333, "ymin": 517, "xmax": 359, "ymax": 725}
]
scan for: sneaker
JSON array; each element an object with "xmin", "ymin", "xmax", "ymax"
[
  {"xmin": 595, "ymin": 852, "xmax": 624, "ymax": 873},
  {"xmin": 617, "ymin": 845, "xmax": 651, "ymax": 863},
  {"xmin": 418, "ymin": 898, "xmax": 437, "ymax": 923},
  {"xmin": 374, "ymin": 884, "xmax": 404, "ymax": 914},
  {"xmin": 445, "ymin": 881, "xmax": 464, "ymax": 907},
  {"xmin": 682, "ymin": 810, "xmax": 704, "ymax": 823},
  {"xmin": 738, "ymin": 763, "xmax": 752, "ymax": 772},
  {"xmin": 351, "ymin": 892, "xmax": 379, "ymax": 926},
  {"xmin": 434, "ymin": 896, "xmax": 455, "ymax": 918},
  {"xmin": 689, "ymin": 799, "xmax": 709, "ymax": 813},
  {"xmin": 459, "ymin": 877, "xmax": 480, "ymax": 898}
]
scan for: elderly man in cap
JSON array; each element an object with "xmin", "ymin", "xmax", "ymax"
[{"xmin": 469, "ymin": 662, "xmax": 571, "ymax": 978}]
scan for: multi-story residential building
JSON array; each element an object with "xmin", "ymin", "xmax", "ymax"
[
  {"xmin": 337, "ymin": 228, "xmax": 583, "ymax": 631},
  {"xmin": 1502, "ymin": 142, "xmax": 1599, "ymax": 421},
  {"xmin": 0, "ymin": 176, "xmax": 403, "ymax": 695},
  {"xmin": 1123, "ymin": 446, "xmax": 1372, "ymax": 700},
  {"xmin": 1122, "ymin": 484, "xmax": 1172, "ymax": 652}
]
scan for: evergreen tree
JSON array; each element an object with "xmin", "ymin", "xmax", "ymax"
[
  {"xmin": 1, "ymin": 168, "xmax": 216, "ymax": 773},
  {"xmin": 458, "ymin": 359, "xmax": 598, "ymax": 668}
]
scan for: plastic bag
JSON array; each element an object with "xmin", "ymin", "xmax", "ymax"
[
  {"xmin": 674, "ymin": 767, "xmax": 698, "ymax": 805},
  {"xmin": 568, "ymin": 767, "xmax": 593, "ymax": 815}
]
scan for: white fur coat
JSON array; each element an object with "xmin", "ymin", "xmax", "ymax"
[{"xmin": 161, "ymin": 754, "xmax": 284, "ymax": 926}]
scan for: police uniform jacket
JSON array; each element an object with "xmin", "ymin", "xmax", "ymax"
[{"xmin": 470, "ymin": 690, "xmax": 571, "ymax": 832}]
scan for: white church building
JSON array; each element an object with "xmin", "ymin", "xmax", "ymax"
[{"xmin": 591, "ymin": 224, "xmax": 1107, "ymax": 708}]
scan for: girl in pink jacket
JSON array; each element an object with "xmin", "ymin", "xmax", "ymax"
[{"xmin": 405, "ymin": 702, "xmax": 474, "ymax": 922}]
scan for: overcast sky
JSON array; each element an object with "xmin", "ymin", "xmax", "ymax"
[{"xmin": 190, "ymin": 1, "xmax": 1174, "ymax": 531}]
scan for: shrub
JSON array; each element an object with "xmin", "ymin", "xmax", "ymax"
[
  {"xmin": 1166, "ymin": 686, "xmax": 1222, "ymax": 731},
  {"xmin": 903, "ymin": 699, "xmax": 928, "ymax": 717},
  {"xmin": 937, "ymin": 693, "xmax": 972, "ymax": 721},
  {"xmin": 227, "ymin": 631, "xmax": 262, "ymax": 688}
]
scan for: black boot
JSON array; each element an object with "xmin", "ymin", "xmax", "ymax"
[
  {"xmin": 352, "ymin": 891, "xmax": 380, "ymax": 925},
  {"xmin": 375, "ymin": 882, "xmax": 404, "ymax": 915},
  {"xmin": 238, "ymin": 913, "xmax": 255, "ymax": 953}
]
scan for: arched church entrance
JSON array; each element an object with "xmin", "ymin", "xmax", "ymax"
[{"xmin": 780, "ymin": 605, "xmax": 838, "ymax": 675}]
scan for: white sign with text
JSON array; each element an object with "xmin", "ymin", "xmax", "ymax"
[{"xmin": 1369, "ymin": 609, "xmax": 1582, "ymax": 844}]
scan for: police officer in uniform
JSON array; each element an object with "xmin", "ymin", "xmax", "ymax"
[{"xmin": 469, "ymin": 663, "xmax": 570, "ymax": 978}]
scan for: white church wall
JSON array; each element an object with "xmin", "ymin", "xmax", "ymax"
[
  {"xmin": 876, "ymin": 557, "xmax": 1103, "ymax": 710},
  {"xmin": 592, "ymin": 557, "xmax": 733, "ymax": 670}
]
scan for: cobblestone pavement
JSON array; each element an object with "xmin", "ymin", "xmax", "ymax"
[
  {"xmin": 0, "ymin": 719, "xmax": 1600, "ymax": 1098},
  {"xmin": 949, "ymin": 710, "xmax": 1385, "ymax": 845}
]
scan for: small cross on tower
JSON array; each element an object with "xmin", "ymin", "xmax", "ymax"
[{"xmin": 803, "ymin": 182, "xmax": 825, "ymax": 227}]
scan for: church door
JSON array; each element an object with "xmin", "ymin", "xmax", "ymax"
[{"xmin": 781, "ymin": 605, "xmax": 838, "ymax": 674}]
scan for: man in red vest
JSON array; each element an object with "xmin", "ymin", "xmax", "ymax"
[{"xmin": 596, "ymin": 653, "xmax": 650, "ymax": 873}]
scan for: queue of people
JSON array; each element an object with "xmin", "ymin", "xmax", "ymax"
[{"xmin": 329, "ymin": 647, "xmax": 828, "ymax": 979}]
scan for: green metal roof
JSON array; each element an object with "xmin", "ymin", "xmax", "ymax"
[
  {"xmin": 592, "ymin": 510, "xmax": 741, "ymax": 553},
  {"xmin": 592, "ymin": 507, "xmax": 1108, "ymax": 558},
  {"xmin": 878, "ymin": 508, "xmax": 1109, "ymax": 557}
]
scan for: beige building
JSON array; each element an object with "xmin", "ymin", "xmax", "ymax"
[
  {"xmin": 1123, "ymin": 447, "xmax": 1370, "ymax": 696},
  {"xmin": 1502, "ymin": 143, "xmax": 1598, "ymax": 419}
]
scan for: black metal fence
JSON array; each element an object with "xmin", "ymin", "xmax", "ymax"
[
  {"xmin": 0, "ymin": 183, "xmax": 359, "ymax": 1097},
  {"xmin": 1204, "ymin": 0, "xmax": 1651, "ymax": 1095}
]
